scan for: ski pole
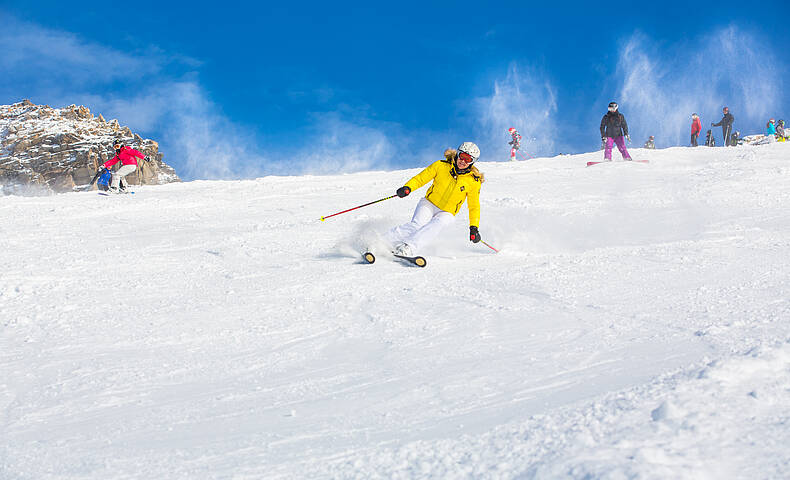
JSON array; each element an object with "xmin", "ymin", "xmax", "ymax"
[
  {"xmin": 320, "ymin": 194, "xmax": 398, "ymax": 221},
  {"xmin": 83, "ymin": 168, "xmax": 104, "ymax": 191},
  {"xmin": 481, "ymin": 240, "xmax": 499, "ymax": 253}
]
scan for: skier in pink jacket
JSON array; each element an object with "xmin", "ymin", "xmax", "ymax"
[
  {"xmin": 101, "ymin": 142, "xmax": 145, "ymax": 193},
  {"xmin": 508, "ymin": 127, "xmax": 522, "ymax": 161}
]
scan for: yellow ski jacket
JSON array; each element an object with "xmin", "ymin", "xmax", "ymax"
[{"xmin": 404, "ymin": 159, "xmax": 483, "ymax": 227}]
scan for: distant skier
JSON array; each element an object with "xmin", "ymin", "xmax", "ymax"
[
  {"xmin": 644, "ymin": 136, "xmax": 655, "ymax": 149},
  {"xmin": 508, "ymin": 127, "xmax": 522, "ymax": 161},
  {"xmin": 712, "ymin": 107, "xmax": 735, "ymax": 147},
  {"xmin": 777, "ymin": 120, "xmax": 786, "ymax": 141},
  {"xmin": 387, "ymin": 142, "xmax": 484, "ymax": 257},
  {"xmin": 757, "ymin": 119, "xmax": 778, "ymax": 145},
  {"xmin": 704, "ymin": 129, "xmax": 716, "ymax": 147},
  {"xmin": 99, "ymin": 142, "xmax": 146, "ymax": 193},
  {"xmin": 690, "ymin": 113, "xmax": 702, "ymax": 147},
  {"xmin": 599, "ymin": 102, "xmax": 633, "ymax": 161}
]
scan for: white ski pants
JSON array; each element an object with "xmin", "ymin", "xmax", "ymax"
[
  {"xmin": 386, "ymin": 197, "xmax": 455, "ymax": 251},
  {"xmin": 111, "ymin": 164, "xmax": 137, "ymax": 189}
]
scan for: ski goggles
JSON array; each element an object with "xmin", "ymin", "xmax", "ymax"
[{"xmin": 458, "ymin": 152, "xmax": 475, "ymax": 163}]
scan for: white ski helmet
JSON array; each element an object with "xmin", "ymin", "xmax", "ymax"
[
  {"xmin": 457, "ymin": 141, "xmax": 480, "ymax": 162},
  {"xmin": 508, "ymin": 127, "xmax": 517, "ymax": 134}
]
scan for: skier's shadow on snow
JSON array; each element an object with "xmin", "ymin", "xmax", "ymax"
[
  {"xmin": 317, "ymin": 251, "xmax": 357, "ymax": 260},
  {"xmin": 317, "ymin": 250, "xmax": 372, "ymax": 264}
]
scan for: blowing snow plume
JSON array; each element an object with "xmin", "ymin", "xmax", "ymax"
[
  {"xmin": 615, "ymin": 27, "xmax": 784, "ymax": 147},
  {"xmin": 157, "ymin": 82, "xmax": 268, "ymax": 180},
  {"xmin": 290, "ymin": 112, "xmax": 398, "ymax": 175},
  {"xmin": 72, "ymin": 81, "xmax": 267, "ymax": 181},
  {"xmin": 476, "ymin": 64, "xmax": 558, "ymax": 161}
]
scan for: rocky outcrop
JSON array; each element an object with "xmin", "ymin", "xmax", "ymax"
[{"xmin": 0, "ymin": 99, "xmax": 180, "ymax": 195}]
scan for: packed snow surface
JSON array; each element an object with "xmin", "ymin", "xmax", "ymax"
[{"xmin": 2, "ymin": 144, "xmax": 789, "ymax": 479}]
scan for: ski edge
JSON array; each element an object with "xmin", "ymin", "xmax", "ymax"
[{"xmin": 393, "ymin": 254, "xmax": 427, "ymax": 268}]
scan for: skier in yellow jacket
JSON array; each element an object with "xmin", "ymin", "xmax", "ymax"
[{"xmin": 388, "ymin": 141, "xmax": 484, "ymax": 256}]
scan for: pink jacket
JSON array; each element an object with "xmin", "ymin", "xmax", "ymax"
[{"xmin": 103, "ymin": 146, "xmax": 144, "ymax": 168}]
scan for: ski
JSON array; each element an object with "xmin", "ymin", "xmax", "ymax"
[
  {"xmin": 98, "ymin": 191, "xmax": 135, "ymax": 196},
  {"xmin": 587, "ymin": 159, "xmax": 649, "ymax": 167},
  {"xmin": 362, "ymin": 252, "xmax": 428, "ymax": 268},
  {"xmin": 362, "ymin": 251, "xmax": 426, "ymax": 267},
  {"xmin": 393, "ymin": 254, "xmax": 427, "ymax": 268}
]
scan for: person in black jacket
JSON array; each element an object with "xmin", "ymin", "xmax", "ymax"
[
  {"xmin": 712, "ymin": 107, "xmax": 735, "ymax": 146},
  {"xmin": 599, "ymin": 102, "xmax": 633, "ymax": 161}
]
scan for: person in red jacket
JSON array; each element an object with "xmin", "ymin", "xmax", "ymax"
[
  {"xmin": 100, "ymin": 142, "xmax": 145, "ymax": 193},
  {"xmin": 508, "ymin": 127, "xmax": 522, "ymax": 161},
  {"xmin": 690, "ymin": 113, "xmax": 702, "ymax": 147}
]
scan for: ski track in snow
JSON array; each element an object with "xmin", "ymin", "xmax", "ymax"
[{"xmin": 1, "ymin": 144, "xmax": 789, "ymax": 479}]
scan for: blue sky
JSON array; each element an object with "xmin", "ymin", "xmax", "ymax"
[{"xmin": 1, "ymin": 1, "xmax": 787, "ymax": 179}]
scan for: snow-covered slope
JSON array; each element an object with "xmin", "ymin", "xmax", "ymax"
[{"xmin": 2, "ymin": 143, "xmax": 789, "ymax": 479}]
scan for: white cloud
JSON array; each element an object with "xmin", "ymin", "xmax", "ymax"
[{"xmin": 0, "ymin": 15, "xmax": 159, "ymax": 86}]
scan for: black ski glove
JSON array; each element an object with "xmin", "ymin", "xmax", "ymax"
[
  {"xmin": 469, "ymin": 226, "xmax": 481, "ymax": 243},
  {"xmin": 396, "ymin": 186, "xmax": 411, "ymax": 198}
]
